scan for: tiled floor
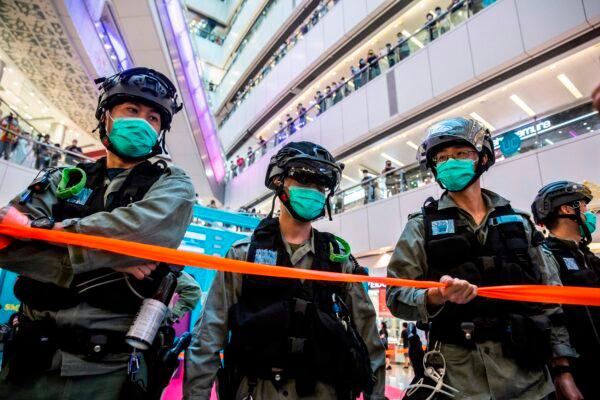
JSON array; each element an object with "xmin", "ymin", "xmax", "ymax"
[{"xmin": 385, "ymin": 364, "xmax": 415, "ymax": 400}]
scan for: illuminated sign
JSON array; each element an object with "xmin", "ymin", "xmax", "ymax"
[{"xmin": 493, "ymin": 119, "xmax": 552, "ymax": 148}]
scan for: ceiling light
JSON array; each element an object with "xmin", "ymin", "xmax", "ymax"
[
  {"xmin": 402, "ymin": 30, "xmax": 424, "ymax": 48},
  {"xmin": 381, "ymin": 152, "xmax": 405, "ymax": 167},
  {"xmin": 510, "ymin": 94, "xmax": 535, "ymax": 117},
  {"xmin": 469, "ymin": 112, "xmax": 495, "ymax": 130},
  {"xmin": 104, "ymin": 44, "xmax": 111, "ymax": 50},
  {"xmin": 406, "ymin": 140, "xmax": 419, "ymax": 150},
  {"xmin": 557, "ymin": 73, "xmax": 582, "ymax": 99},
  {"xmin": 544, "ymin": 139, "xmax": 554, "ymax": 145},
  {"xmin": 342, "ymin": 174, "xmax": 358, "ymax": 184}
]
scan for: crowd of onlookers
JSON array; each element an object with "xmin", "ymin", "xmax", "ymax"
[
  {"xmin": 224, "ymin": 0, "xmax": 499, "ymax": 181},
  {"xmin": 0, "ymin": 112, "xmax": 85, "ymax": 169}
]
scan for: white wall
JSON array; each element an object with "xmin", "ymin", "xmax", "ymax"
[
  {"xmin": 218, "ymin": 0, "xmax": 391, "ymax": 151},
  {"xmin": 0, "ymin": 161, "xmax": 38, "ymax": 206},
  {"xmin": 311, "ymin": 132, "xmax": 600, "ymax": 255}
]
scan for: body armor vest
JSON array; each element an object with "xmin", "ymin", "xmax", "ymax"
[
  {"xmin": 543, "ymin": 237, "xmax": 600, "ymax": 356},
  {"xmin": 14, "ymin": 157, "xmax": 170, "ymax": 314},
  {"xmin": 422, "ymin": 198, "xmax": 550, "ymax": 364},
  {"xmin": 223, "ymin": 218, "xmax": 373, "ymax": 398}
]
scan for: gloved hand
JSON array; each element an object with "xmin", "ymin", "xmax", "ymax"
[{"xmin": 0, "ymin": 206, "xmax": 30, "ymax": 249}]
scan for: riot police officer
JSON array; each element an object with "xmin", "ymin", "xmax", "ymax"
[
  {"xmin": 0, "ymin": 67, "xmax": 197, "ymax": 399},
  {"xmin": 532, "ymin": 181, "xmax": 599, "ymax": 399},
  {"xmin": 386, "ymin": 117, "xmax": 577, "ymax": 399},
  {"xmin": 184, "ymin": 141, "xmax": 386, "ymax": 400}
]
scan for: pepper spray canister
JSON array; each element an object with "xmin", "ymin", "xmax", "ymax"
[{"xmin": 126, "ymin": 271, "xmax": 177, "ymax": 350}]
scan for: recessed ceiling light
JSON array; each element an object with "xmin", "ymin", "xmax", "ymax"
[
  {"xmin": 406, "ymin": 140, "xmax": 419, "ymax": 150},
  {"xmin": 402, "ymin": 30, "xmax": 424, "ymax": 48},
  {"xmin": 510, "ymin": 94, "xmax": 535, "ymax": 117},
  {"xmin": 544, "ymin": 138, "xmax": 554, "ymax": 145},
  {"xmin": 381, "ymin": 152, "xmax": 405, "ymax": 167},
  {"xmin": 557, "ymin": 73, "xmax": 582, "ymax": 99}
]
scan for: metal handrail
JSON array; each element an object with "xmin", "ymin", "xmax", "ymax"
[{"xmin": 0, "ymin": 126, "xmax": 95, "ymax": 163}]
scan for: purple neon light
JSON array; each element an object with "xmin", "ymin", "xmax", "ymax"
[{"xmin": 164, "ymin": 0, "xmax": 225, "ymax": 181}]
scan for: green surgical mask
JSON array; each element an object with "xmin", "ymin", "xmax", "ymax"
[
  {"xmin": 288, "ymin": 186, "xmax": 326, "ymax": 221},
  {"xmin": 581, "ymin": 211, "xmax": 597, "ymax": 236},
  {"xmin": 436, "ymin": 158, "xmax": 476, "ymax": 192},
  {"xmin": 108, "ymin": 117, "xmax": 158, "ymax": 158}
]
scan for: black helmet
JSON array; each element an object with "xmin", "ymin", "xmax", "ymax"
[
  {"xmin": 265, "ymin": 141, "xmax": 343, "ymax": 221},
  {"xmin": 95, "ymin": 67, "xmax": 182, "ymax": 130},
  {"xmin": 418, "ymin": 117, "xmax": 495, "ymax": 170},
  {"xmin": 532, "ymin": 180, "xmax": 593, "ymax": 243},
  {"xmin": 94, "ymin": 67, "xmax": 183, "ymax": 160},
  {"xmin": 266, "ymin": 141, "xmax": 343, "ymax": 192},
  {"xmin": 531, "ymin": 181, "xmax": 592, "ymax": 224}
]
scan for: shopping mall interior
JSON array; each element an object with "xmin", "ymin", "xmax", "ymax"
[{"xmin": 0, "ymin": 0, "xmax": 599, "ymax": 399}]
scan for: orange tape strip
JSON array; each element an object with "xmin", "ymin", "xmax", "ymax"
[{"xmin": 1, "ymin": 223, "xmax": 600, "ymax": 307}]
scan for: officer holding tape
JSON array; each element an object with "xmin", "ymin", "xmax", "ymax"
[
  {"xmin": 0, "ymin": 67, "xmax": 196, "ymax": 399},
  {"xmin": 386, "ymin": 117, "xmax": 578, "ymax": 400},
  {"xmin": 184, "ymin": 142, "xmax": 386, "ymax": 400}
]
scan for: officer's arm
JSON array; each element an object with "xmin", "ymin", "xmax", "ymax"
[
  {"xmin": 61, "ymin": 169, "xmax": 195, "ymax": 273},
  {"xmin": 386, "ymin": 215, "xmax": 439, "ymax": 322},
  {"xmin": 343, "ymin": 261, "xmax": 386, "ymax": 398},
  {"xmin": 184, "ymin": 246, "xmax": 244, "ymax": 400},
  {"xmin": 171, "ymin": 271, "xmax": 202, "ymax": 319},
  {"xmin": 0, "ymin": 170, "xmax": 73, "ymax": 286},
  {"xmin": 535, "ymin": 245, "xmax": 578, "ymax": 359}
]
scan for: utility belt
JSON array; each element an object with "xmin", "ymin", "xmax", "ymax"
[
  {"xmin": 1, "ymin": 313, "xmax": 186, "ymax": 398},
  {"xmin": 430, "ymin": 313, "xmax": 553, "ymax": 370},
  {"xmin": 1, "ymin": 314, "xmax": 131, "ymax": 382}
]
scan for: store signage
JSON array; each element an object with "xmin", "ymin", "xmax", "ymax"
[
  {"xmin": 493, "ymin": 119, "xmax": 552, "ymax": 148},
  {"xmin": 499, "ymin": 131, "xmax": 521, "ymax": 157}
]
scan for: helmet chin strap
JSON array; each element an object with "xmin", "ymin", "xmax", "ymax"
[{"xmin": 556, "ymin": 204, "xmax": 591, "ymax": 245}]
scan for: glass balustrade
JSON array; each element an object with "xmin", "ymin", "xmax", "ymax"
[
  {"xmin": 0, "ymin": 126, "xmax": 94, "ymax": 169},
  {"xmin": 225, "ymin": 0, "xmax": 493, "ymax": 180}
]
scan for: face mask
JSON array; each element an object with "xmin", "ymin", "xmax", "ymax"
[
  {"xmin": 288, "ymin": 186, "xmax": 326, "ymax": 221},
  {"xmin": 435, "ymin": 158, "xmax": 476, "ymax": 192},
  {"xmin": 581, "ymin": 211, "xmax": 597, "ymax": 236},
  {"xmin": 108, "ymin": 115, "xmax": 158, "ymax": 158}
]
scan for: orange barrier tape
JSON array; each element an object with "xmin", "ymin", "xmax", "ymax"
[{"xmin": 1, "ymin": 223, "xmax": 600, "ymax": 307}]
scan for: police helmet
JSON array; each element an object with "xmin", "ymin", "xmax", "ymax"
[
  {"xmin": 265, "ymin": 141, "xmax": 343, "ymax": 193},
  {"xmin": 531, "ymin": 181, "xmax": 592, "ymax": 225},
  {"xmin": 95, "ymin": 67, "xmax": 182, "ymax": 132},
  {"xmin": 418, "ymin": 117, "xmax": 495, "ymax": 171}
]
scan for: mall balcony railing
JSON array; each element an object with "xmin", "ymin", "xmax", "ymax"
[
  {"xmin": 224, "ymin": 0, "xmax": 485, "ymax": 180},
  {"xmin": 0, "ymin": 126, "xmax": 95, "ymax": 169},
  {"xmin": 190, "ymin": 0, "xmax": 251, "ymax": 47},
  {"xmin": 330, "ymin": 110, "xmax": 600, "ymax": 215},
  {"xmin": 216, "ymin": 0, "xmax": 339, "ymax": 127}
]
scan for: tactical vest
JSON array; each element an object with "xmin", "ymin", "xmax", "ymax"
[
  {"xmin": 422, "ymin": 198, "xmax": 546, "ymax": 349},
  {"xmin": 14, "ymin": 157, "xmax": 171, "ymax": 314},
  {"xmin": 543, "ymin": 237, "xmax": 600, "ymax": 356},
  {"xmin": 223, "ymin": 218, "xmax": 373, "ymax": 398}
]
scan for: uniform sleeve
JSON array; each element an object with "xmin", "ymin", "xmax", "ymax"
[
  {"xmin": 171, "ymin": 271, "xmax": 202, "ymax": 319},
  {"xmin": 0, "ymin": 170, "xmax": 73, "ymax": 286},
  {"xmin": 534, "ymin": 245, "xmax": 578, "ymax": 359},
  {"xmin": 61, "ymin": 169, "xmax": 195, "ymax": 273},
  {"xmin": 386, "ymin": 215, "xmax": 437, "ymax": 322},
  {"xmin": 342, "ymin": 261, "xmax": 386, "ymax": 399},
  {"xmin": 184, "ymin": 245, "xmax": 244, "ymax": 400}
]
